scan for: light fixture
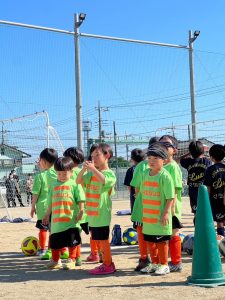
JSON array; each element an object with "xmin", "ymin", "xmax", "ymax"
[
  {"xmin": 190, "ymin": 30, "xmax": 200, "ymax": 43},
  {"xmin": 79, "ymin": 13, "xmax": 86, "ymax": 22}
]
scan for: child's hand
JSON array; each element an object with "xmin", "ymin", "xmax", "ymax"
[
  {"xmin": 30, "ymin": 207, "xmax": 36, "ymax": 218},
  {"xmin": 161, "ymin": 212, "xmax": 169, "ymax": 226},
  {"xmin": 42, "ymin": 214, "xmax": 49, "ymax": 225},
  {"xmin": 84, "ymin": 160, "xmax": 95, "ymax": 172},
  {"xmin": 76, "ymin": 211, "xmax": 83, "ymax": 222}
]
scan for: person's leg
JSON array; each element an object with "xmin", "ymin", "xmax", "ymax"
[
  {"xmin": 99, "ymin": 239, "xmax": 112, "ymax": 266},
  {"xmin": 154, "ymin": 241, "xmax": 170, "ymax": 275},
  {"xmin": 39, "ymin": 229, "xmax": 48, "ymax": 251},
  {"xmin": 169, "ymin": 229, "xmax": 182, "ymax": 265},
  {"xmin": 47, "ymin": 249, "xmax": 62, "ymax": 269},
  {"xmin": 17, "ymin": 192, "xmax": 24, "ymax": 207},
  {"xmin": 140, "ymin": 241, "xmax": 158, "ymax": 273},
  {"xmin": 89, "ymin": 240, "xmax": 115, "ymax": 275},
  {"xmin": 134, "ymin": 225, "xmax": 150, "ymax": 271},
  {"xmin": 217, "ymin": 222, "xmax": 225, "ymax": 236},
  {"xmin": 86, "ymin": 236, "xmax": 100, "ymax": 262}
]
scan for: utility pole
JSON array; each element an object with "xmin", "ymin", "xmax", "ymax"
[
  {"xmin": 188, "ymin": 30, "xmax": 200, "ymax": 141},
  {"xmin": 113, "ymin": 121, "xmax": 118, "ymax": 172},
  {"xmin": 74, "ymin": 13, "xmax": 86, "ymax": 148},
  {"xmin": 96, "ymin": 101, "xmax": 108, "ymax": 142},
  {"xmin": 126, "ymin": 144, "xmax": 129, "ymax": 161}
]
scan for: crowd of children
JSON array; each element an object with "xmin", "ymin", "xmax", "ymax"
[{"xmin": 29, "ymin": 137, "xmax": 225, "ymax": 276}]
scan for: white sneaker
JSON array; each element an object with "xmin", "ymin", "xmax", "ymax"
[
  {"xmin": 140, "ymin": 263, "xmax": 158, "ymax": 274},
  {"xmin": 154, "ymin": 264, "xmax": 170, "ymax": 275},
  {"xmin": 46, "ymin": 259, "xmax": 62, "ymax": 270}
]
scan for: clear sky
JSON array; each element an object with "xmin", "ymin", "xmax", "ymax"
[{"xmin": 1, "ymin": 1, "xmax": 225, "ymax": 158}]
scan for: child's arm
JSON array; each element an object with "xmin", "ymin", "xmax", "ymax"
[
  {"xmin": 161, "ymin": 198, "xmax": 173, "ymax": 226},
  {"xmin": 76, "ymin": 166, "xmax": 87, "ymax": 184},
  {"xmin": 30, "ymin": 195, "xmax": 38, "ymax": 218},
  {"xmin": 171, "ymin": 188, "xmax": 178, "ymax": 216},
  {"xmin": 76, "ymin": 201, "xmax": 85, "ymax": 222},
  {"xmin": 85, "ymin": 161, "xmax": 105, "ymax": 184},
  {"xmin": 42, "ymin": 206, "xmax": 52, "ymax": 225}
]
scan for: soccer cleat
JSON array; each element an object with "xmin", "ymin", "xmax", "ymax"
[
  {"xmin": 63, "ymin": 258, "xmax": 76, "ymax": 270},
  {"xmin": 40, "ymin": 249, "xmax": 52, "ymax": 260},
  {"xmin": 140, "ymin": 263, "xmax": 158, "ymax": 274},
  {"xmin": 37, "ymin": 249, "xmax": 47, "ymax": 256},
  {"xmin": 46, "ymin": 259, "xmax": 62, "ymax": 270},
  {"xmin": 89, "ymin": 262, "xmax": 116, "ymax": 275},
  {"xmin": 60, "ymin": 251, "xmax": 69, "ymax": 259},
  {"xmin": 75, "ymin": 257, "xmax": 82, "ymax": 266},
  {"xmin": 86, "ymin": 253, "xmax": 99, "ymax": 262},
  {"xmin": 154, "ymin": 264, "xmax": 170, "ymax": 275},
  {"xmin": 168, "ymin": 262, "xmax": 183, "ymax": 272},
  {"xmin": 134, "ymin": 257, "xmax": 150, "ymax": 272}
]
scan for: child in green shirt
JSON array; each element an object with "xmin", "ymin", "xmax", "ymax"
[
  {"xmin": 31, "ymin": 148, "xmax": 58, "ymax": 256},
  {"xmin": 140, "ymin": 142, "xmax": 174, "ymax": 276},
  {"xmin": 43, "ymin": 157, "xmax": 85, "ymax": 270},
  {"xmin": 77, "ymin": 143, "xmax": 116, "ymax": 275},
  {"xmin": 63, "ymin": 146, "xmax": 86, "ymax": 266},
  {"xmin": 159, "ymin": 135, "xmax": 183, "ymax": 272}
]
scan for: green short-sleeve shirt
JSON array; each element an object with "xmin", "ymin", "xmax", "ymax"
[
  {"xmin": 32, "ymin": 167, "xmax": 57, "ymax": 220},
  {"xmin": 142, "ymin": 168, "xmax": 175, "ymax": 236},
  {"xmin": 48, "ymin": 178, "xmax": 86, "ymax": 234},
  {"xmin": 83, "ymin": 169, "xmax": 116, "ymax": 227},
  {"xmin": 164, "ymin": 160, "xmax": 182, "ymax": 220},
  {"xmin": 131, "ymin": 160, "xmax": 149, "ymax": 223}
]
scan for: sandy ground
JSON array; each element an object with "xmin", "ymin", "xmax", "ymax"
[{"xmin": 1, "ymin": 197, "xmax": 225, "ymax": 300}]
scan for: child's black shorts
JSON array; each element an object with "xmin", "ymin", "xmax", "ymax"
[
  {"xmin": 143, "ymin": 234, "xmax": 171, "ymax": 243},
  {"xmin": 90, "ymin": 226, "xmax": 110, "ymax": 240},
  {"xmin": 36, "ymin": 220, "xmax": 49, "ymax": 231},
  {"xmin": 172, "ymin": 216, "xmax": 183, "ymax": 229},
  {"xmin": 50, "ymin": 227, "xmax": 81, "ymax": 249}
]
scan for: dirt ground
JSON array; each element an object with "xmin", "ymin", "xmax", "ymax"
[{"xmin": 1, "ymin": 197, "xmax": 225, "ymax": 300}]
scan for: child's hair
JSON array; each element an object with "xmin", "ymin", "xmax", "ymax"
[
  {"xmin": 63, "ymin": 147, "xmax": 84, "ymax": 164},
  {"xmin": 147, "ymin": 142, "xmax": 168, "ymax": 160},
  {"xmin": 54, "ymin": 157, "xmax": 75, "ymax": 171},
  {"xmin": 188, "ymin": 141, "xmax": 204, "ymax": 159},
  {"xmin": 148, "ymin": 136, "xmax": 160, "ymax": 148},
  {"xmin": 159, "ymin": 135, "xmax": 178, "ymax": 149},
  {"xmin": 209, "ymin": 144, "xmax": 225, "ymax": 162},
  {"xmin": 90, "ymin": 143, "xmax": 113, "ymax": 160},
  {"xmin": 131, "ymin": 148, "xmax": 145, "ymax": 163},
  {"xmin": 40, "ymin": 148, "xmax": 58, "ymax": 164}
]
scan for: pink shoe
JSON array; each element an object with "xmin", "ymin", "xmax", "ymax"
[
  {"xmin": 89, "ymin": 263, "xmax": 116, "ymax": 275},
  {"xmin": 86, "ymin": 253, "xmax": 99, "ymax": 262}
]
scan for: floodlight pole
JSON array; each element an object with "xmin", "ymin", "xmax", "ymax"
[
  {"xmin": 74, "ymin": 13, "xmax": 83, "ymax": 148},
  {"xmin": 188, "ymin": 30, "xmax": 197, "ymax": 141}
]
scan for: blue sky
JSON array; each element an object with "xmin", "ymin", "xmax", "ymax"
[{"xmin": 1, "ymin": 1, "xmax": 225, "ymax": 158}]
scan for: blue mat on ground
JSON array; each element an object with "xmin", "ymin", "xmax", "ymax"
[
  {"xmin": 0, "ymin": 216, "xmax": 32, "ymax": 223},
  {"xmin": 116, "ymin": 209, "xmax": 131, "ymax": 215}
]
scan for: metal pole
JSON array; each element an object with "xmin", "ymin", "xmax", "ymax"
[
  {"xmin": 113, "ymin": 121, "xmax": 119, "ymax": 191},
  {"xmin": 98, "ymin": 101, "xmax": 102, "ymax": 142},
  {"xmin": 188, "ymin": 30, "xmax": 197, "ymax": 141},
  {"xmin": 126, "ymin": 144, "xmax": 129, "ymax": 161},
  {"xmin": 74, "ymin": 14, "xmax": 83, "ymax": 148},
  {"xmin": 43, "ymin": 111, "xmax": 50, "ymax": 148}
]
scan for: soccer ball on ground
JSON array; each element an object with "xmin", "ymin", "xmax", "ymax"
[
  {"xmin": 182, "ymin": 233, "xmax": 194, "ymax": 255},
  {"xmin": 21, "ymin": 236, "xmax": 39, "ymax": 256},
  {"xmin": 219, "ymin": 238, "xmax": 225, "ymax": 257},
  {"xmin": 122, "ymin": 228, "xmax": 138, "ymax": 245}
]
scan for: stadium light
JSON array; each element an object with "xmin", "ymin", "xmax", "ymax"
[
  {"xmin": 75, "ymin": 13, "xmax": 86, "ymax": 28},
  {"xmin": 189, "ymin": 30, "xmax": 200, "ymax": 43}
]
